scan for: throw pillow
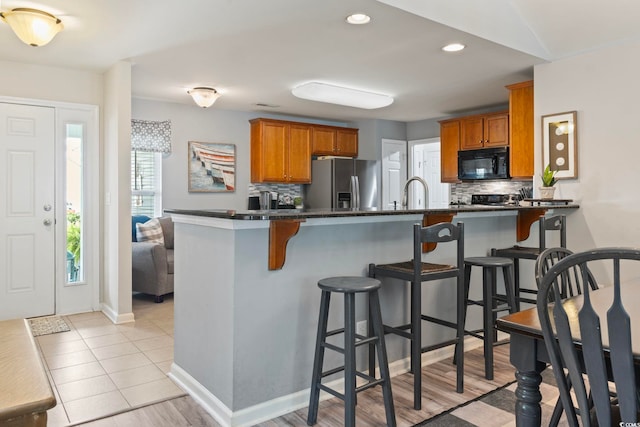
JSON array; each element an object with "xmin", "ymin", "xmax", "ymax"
[
  {"xmin": 132, "ymin": 215, "xmax": 151, "ymax": 242},
  {"xmin": 136, "ymin": 218, "xmax": 165, "ymax": 245}
]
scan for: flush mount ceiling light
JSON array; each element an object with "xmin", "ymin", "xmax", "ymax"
[
  {"xmin": 346, "ymin": 13, "xmax": 371, "ymax": 25},
  {"xmin": 292, "ymin": 82, "xmax": 393, "ymax": 110},
  {"xmin": 187, "ymin": 87, "xmax": 221, "ymax": 108},
  {"xmin": 0, "ymin": 8, "xmax": 64, "ymax": 47},
  {"xmin": 442, "ymin": 43, "xmax": 465, "ymax": 52}
]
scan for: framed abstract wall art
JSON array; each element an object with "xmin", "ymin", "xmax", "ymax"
[
  {"xmin": 188, "ymin": 141, "xmax": 236, "ymax": 192},
  {"xmin": 542, "ymin": 111, "xmax": 578, "ymax": 179}
]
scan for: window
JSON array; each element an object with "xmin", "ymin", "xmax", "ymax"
[
  {"xmin": 131, "ymin": 150, "xmax": 162, "ymax": 217},
  {"xmin": 130, "ymin": 119, "xmax": 170, "ymax": 217},
  {"xmin": 66, "ymin": 124, "xmax": 83, "ymax": 283}
]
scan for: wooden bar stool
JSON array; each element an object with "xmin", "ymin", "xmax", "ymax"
[
  {"xmin": 492, "ymin": 214, "xmax": 566, "ymax": 309},
  {"xmin": 457, "ymin": 256, "xmax": 517, "ymax": 380},
  {"xmin": 368, "ymin": 221, "xmax": 465, "ymax": 410},
  {"xmin": 307, "ymin": 276, "xmax": 395, "ymax": 427}
]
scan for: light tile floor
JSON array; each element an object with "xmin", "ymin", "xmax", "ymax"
[{"xmin": 37, "ymin": 294, "xmax": 184, "ymax": 426}]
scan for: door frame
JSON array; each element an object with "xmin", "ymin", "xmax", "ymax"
[
  {"xmin": 409, "ymin": 137, "xmax": 450, "ymax": 208},
  {"xmin": 1, "ymin": 95, "xmax": 101, "ymax": 315},
  {"xmin": 381, "ymin": 138, "xmax": 407, "ymax": 210}
]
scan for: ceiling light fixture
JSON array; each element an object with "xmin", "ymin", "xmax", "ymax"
[
  {"xmin": 187, "ymin": 87, "xmax": 221, "ymax": 108},
  {"xmin": 292, "ymin": 82, "xmax": 393, "ymax": 110},
  {"xmin": 0, "ymin": 8, "xmax": 64, "ymax": 47},
  {"xmin": 442, "ymin": 43, "xmax": 465, "ymax": 52},
  {"xmin": 346, "ymin": 13, "xmax": 371, "ymax": 25}
]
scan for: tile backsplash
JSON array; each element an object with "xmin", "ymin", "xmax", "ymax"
[
  {"xmin": 249, "ymin": 180, "xmax": 534, "ymax": 206},
  {"xmin": 248, "ymin": 183, "xmax": 301, "ymax": 205},
  {"xmin": 450, "ymin": 180, "xmax": 533, "ymax": 204}
]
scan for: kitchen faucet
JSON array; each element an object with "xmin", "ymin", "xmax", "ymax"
[{"xmin": 401, "ymin": 176, "xmax": 429, "ymax": 209}]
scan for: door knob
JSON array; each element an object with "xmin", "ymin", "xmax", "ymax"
[
  {"xmin": 43, "ymin": 204, "xmax": 52, "ymax": 211},
  {"xmin": 43, "ymin": 219, "xmax": 52, "ymax": 226}
]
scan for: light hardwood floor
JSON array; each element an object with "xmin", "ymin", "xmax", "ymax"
[
  {"xmin": 75, "ymin": 344, "xmax": 519, "ymax": 427},
  {"xmin": 57, "ymin": 297, "xmax": 560, "ymax": 427}
]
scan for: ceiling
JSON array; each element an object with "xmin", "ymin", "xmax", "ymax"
[{"xmin": 1, "ymin": 0, "xmax": 640, "ymax": 123}]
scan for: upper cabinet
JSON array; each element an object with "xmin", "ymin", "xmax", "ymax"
[
  {"xmin": 250, "ymin": 118, "xmax": 359, "ymax": 183},
  {"xmin": 438, "ymin": 80, "xmax": 534, "ymax": 182},
  {"xmin": 507, "ymin": 80, "xmax": 534, "ymax": 179},
  {"xmin": 311, "ymin": 126, "xmax": 358, "ymax": 157},
  {"xmin": 439, "ymin": 119, "xmax": 461, "ymax": 183},
  {"xmin": 250, "ymin": 119, "xmax": 312, "ymax": 183},
  {"xmin": 460, "ymin": 111, "xmax": 509, "ymax": 150}
]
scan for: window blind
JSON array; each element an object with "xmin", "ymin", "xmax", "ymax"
[{"xmin": 131, "ymin": 119, "xmax": 171, "ymax": 153}]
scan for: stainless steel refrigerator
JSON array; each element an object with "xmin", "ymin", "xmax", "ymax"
[{"xmin": 302, "ymin": 158, "xmax": 380, "ymax": 209}]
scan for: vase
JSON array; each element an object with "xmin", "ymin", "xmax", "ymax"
[{"xmin": 539, "ymin": 186, "xmax": 556, "ymax": 200}]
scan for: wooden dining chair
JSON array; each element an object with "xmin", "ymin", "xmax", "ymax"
[
  {"xmin": 368, "ymin": 222, "xmax": 465, "ymax": 410},
  {"xmin": 535, "ymin": 247, "xmax": 599, "ymax": 427},
  {"xmin": 537, "ymin": 248, "xmax": 640, "ymax": 427},
  {"xmin": 535, "ymin": 247, "xmax": 599, "ymax": 300}
]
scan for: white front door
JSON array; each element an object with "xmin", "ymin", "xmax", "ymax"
[
  {"xmin": 381, "ymin": 139, "xmax": 407, "ymax": 210},
  {"xmin": 0, "ymin": 102, "xmax": 55, "ymax": 320}
]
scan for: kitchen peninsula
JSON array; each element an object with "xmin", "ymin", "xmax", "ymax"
[{"xmin": 165, "ymin": 203, "xmax": 577, "ymax": 427}]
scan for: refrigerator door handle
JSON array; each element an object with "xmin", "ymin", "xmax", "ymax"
[
  {"xmin": 353, "ymin": 176, "xmax": 361, "ymax": 209},
  {"xmin": 350, "ymin": 176, "xmax": 357, "ymax": 209}
]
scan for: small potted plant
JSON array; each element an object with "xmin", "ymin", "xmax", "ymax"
[{"xmin": 539, "ymin": 164, "xmax": 558, "ymax": 199}]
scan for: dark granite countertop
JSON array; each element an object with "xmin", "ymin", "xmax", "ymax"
[{"xmin": 166, "ymin": 202, "xmax": 579, "ymax": 221}]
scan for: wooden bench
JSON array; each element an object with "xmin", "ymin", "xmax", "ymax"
[{"xmin": 0, "ymin": 319, "xmax": 56, "ymax": 427}]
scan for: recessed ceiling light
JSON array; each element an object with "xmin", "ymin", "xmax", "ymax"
[
  {"xmin": 346, "ymin": 13, "xmax": 371, "ymax": 25},
  {"xmin": 292, "ymin": 82, "xmax": 393, "ymax": 110},
  {"xmin": 442, "ymin": 43, "xmax": 465, "ymax": 52}
]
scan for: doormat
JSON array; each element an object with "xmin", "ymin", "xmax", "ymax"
[{"xmin": 28, "ymin": 316, "xmax": 71, "ymax": 337}]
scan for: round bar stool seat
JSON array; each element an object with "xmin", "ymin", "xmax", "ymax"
[
  {"xmin": 457, "ymin": 256, "xmax": 517, "ymax": 380},
  {"xmin": 317, "ymin": 276, "xmax": 381, "ymax": 293},
  {"xmin": 307, "ymin": 276, "xmax": 396, "ymax": 427},
  {"xmin": 464, "ymin": 256, "xmax": 514, "ymax": 268}
]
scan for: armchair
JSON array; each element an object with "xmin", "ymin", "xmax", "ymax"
[{"xmin": 132, "ymin": 216, "xmax": 174, "ymax": 302}]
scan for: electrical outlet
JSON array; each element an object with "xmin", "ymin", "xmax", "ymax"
[{"xmin": 356, "ymin": 320, "xmax": 368, "ymax": 337}]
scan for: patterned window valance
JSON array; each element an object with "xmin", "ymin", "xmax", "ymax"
[{"xmin": 131, "ymin": 119, "xmax": 172, "ymax": 153}]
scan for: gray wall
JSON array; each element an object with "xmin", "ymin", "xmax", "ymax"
[
  {"xmin": 133, "ymin": 96, "xmax": 516, "ymax": 214},
  {"xmin": 132, "ymin": 99, "xmax": 364, "ymax": 211}
]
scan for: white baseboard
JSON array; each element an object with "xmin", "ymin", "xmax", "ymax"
[
  {"xmin": 169, "ymin": 362, "xmax": 348, "ymax": 427},
  {"xmin": 169, "ymin": 333, "xmax": 510, "ymax": 427},
  {"xmin": 100, "ymin": 303, "xmax": 135, "ymax": 324},
  {"xmin": 169, "ymin": 364, "xmax": 233, "ymax": 426}
]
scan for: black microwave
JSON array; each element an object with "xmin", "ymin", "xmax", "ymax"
[{"xmin": 458, "ymin": 147, "xmax": 510, "ymax": 181}]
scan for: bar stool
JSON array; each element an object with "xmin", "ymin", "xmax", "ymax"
[
  {"xmin": 307, "ymin": 276, "xmax": 396, "ymax": 427},
  {"xmin": 368, "ymin": 221, "xmax": 465, "ymax": 410},
  {"xmin": 492, "ymin": 214, "xmax": 566, "ymax": 309},
  {"xmin": 457, "ymin": 256, "xmax": 517, "ymax": 380}
]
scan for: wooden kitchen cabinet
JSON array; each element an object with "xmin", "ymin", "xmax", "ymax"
[
  {"xmin": 460, "ymin": 111, "xmax": 509, "ymax": 150},
  {"xmin": 439, "ymin": 119, "xmax": 461, "ymax": 183},
  {"xmin": 250, "ymin": 118, "xmax": 312, "ymax": 183},
  {"xmin": 507, "ymin": 80, "xmax": 534, "ymax": 179},
  {"xmin": 336, "ymin": 128, "xmax": 358, "ymax": 157},
  {"xmin": 311, "ymin": 125, "xmax": 358, "ymax": 157}
]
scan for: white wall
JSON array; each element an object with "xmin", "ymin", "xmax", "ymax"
[
  {"xmin": 534, "ymin": 40, "xmax": 640, "ymax": 272},
  {"xmin": 0, "ymin": 60, "xmax": 103, "ymax": 105},
  {"xmin": 102, "ymin": 62, "xmax": 134, "ymax": 323}
]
